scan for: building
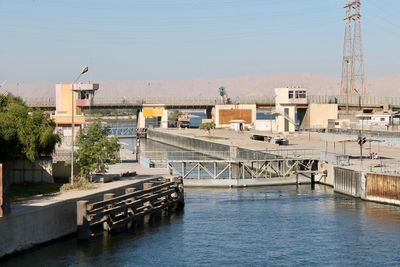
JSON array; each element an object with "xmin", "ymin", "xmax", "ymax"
[
  {"xmin": 274, "ymin": 87, "xmax": 308, "ymax": 133},
  {"xmin": 52, "ymin": 83, "xmax": 99, "ymax": 147},
  {"xmin": 213, "ymin": 104, "xmax": 256, "ymax": 128}
]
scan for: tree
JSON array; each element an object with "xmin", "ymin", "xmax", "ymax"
[
  {"xmin": 199, "ymin": 121, "xmax": 216, "ymax": 133},
  {"xmin": 0, "ymin": 93, "xmax": 60, "ymax": 162},
  {"xmin": 74, "ymin": 122, "xmax": 120, "ymax": 178}
]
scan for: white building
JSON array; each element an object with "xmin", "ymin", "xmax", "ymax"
[{"xmin": 274, "ymin": 87, "xmax": 307, "ymax": 133}]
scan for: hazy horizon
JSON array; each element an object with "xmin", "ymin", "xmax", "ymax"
[
  {"xmin": 1, "ymin": 0, "xmax": 400, "ymax": 85},
  {"xmin": 1, "ymin": 72, "xmax": 400, "ymax": 99}
]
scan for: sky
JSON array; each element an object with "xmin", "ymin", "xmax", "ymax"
[{"xmin": 1, "ymin": 0, "xmax": 400, "ymax": 83}]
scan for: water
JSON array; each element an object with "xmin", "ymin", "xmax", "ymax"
[{"xmin": 3, "ymin": 185, "xmax": 400, "ymax": 267}]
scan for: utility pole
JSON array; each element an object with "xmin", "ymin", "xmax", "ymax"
[{"xmin": 340, "ymin": 0, "xmax": 366, "ymax": 114}]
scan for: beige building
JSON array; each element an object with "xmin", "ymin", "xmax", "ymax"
[
  {"xmin": 302, "ymin": 104, "xmax": 338, "ymax": 129},
  {"xmin": 52, "ymin": 83, "xmax": 99, "ymax": 147},
  {"xmin": 274, "ymin": 87, "xmax": 307, "ymax": 133}
]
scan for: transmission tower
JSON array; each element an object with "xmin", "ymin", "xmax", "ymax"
[{"xmin": 340, "ymin": 0, "xmax": 366, "ymax": 109}]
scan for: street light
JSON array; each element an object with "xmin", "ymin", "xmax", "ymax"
[
  {"xmin": 70, "ymin": 66, "xmax": 89, "ymax": 185},
  {"xmin": 354, "ymin": 88, "xmax": 364, "ymax": 169}
]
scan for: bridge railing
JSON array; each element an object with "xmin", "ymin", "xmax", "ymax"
[
  {"xmin": 308, "ymin": 95, "xmax": 400, "ymax": 106},
  {"xmin": 25, "ymin": 97, "xmax": 55, "ymax": 107},
  {"xmin": 23, "ymin": 95, "xmax": 400, "ymax": 108}
]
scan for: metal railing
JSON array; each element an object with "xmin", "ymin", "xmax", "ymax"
[
  {"xmin": 23, "ymin": 95, "xmax": 400, "ymax": 108},
  {"xmin": 307, "ymin": 95, "xmax": 400, "ymax": 106},
  {"xmin": 167, "ymin": 158, "xmax": 316, "ymax": 179},
  {"xmin": 368, "ymin": 160, "xmax": 400, "ymax": 175},
  {"xmin": 237, "ymin": 149, "xmax": 319, "ymax": 161}
]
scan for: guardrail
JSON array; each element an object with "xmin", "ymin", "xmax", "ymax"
[{"xmin": 77, "ymin": 176, "xmax": 184, "ymax": 239}]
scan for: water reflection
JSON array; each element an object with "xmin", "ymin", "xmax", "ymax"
[{"xmin": 2, "ymin": 185, "xmax": 400, "ymax": 266}]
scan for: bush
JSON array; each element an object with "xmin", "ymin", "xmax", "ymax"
[
  {"xmin": 199, "ymin": 121, "xmax": 216, "ymax": 131},
  {"xmin": 60, "ymin": 177, "xmax": 96, "ymax": 192}
]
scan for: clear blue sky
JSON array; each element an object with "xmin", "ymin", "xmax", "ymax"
[{"xmin": 1, "ymin": 0, "xmax": 399, "ymax": 83}]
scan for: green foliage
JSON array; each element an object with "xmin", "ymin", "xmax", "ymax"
[
  {"xmin": 0, "ymin": 93, "xmax": 60, "ymax": 162},
  {"xmin": 75, "ymin": 122, "xmax": 120, "ymax": 178},
  {"xmin": 199, "ymin": 121, "xmax": 216, "ymax": 131},
  {"xmin": 168, "ymin": 110, "xmax": 183, "ymax": 121},
  {"xmin": 60, "ymin": 177, "xmax": 96, "ymax": 192}
]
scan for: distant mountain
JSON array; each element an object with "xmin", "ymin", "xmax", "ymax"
[{"xmin": 1, "ymin": 73, "xmax": 399, "ymax": 99}]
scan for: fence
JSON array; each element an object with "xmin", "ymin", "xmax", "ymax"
[{"xmin": 320, "ymin": 151, "xmax": 350, "ymax": 166}]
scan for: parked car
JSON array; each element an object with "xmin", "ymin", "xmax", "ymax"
[{"xmin": 275, "ymin": 136, "xmax": 289, "ymax": 145}]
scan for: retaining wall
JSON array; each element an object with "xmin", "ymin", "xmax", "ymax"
[
  {"xmin": 333, "ymin": 167, "xmax": 400, "ymax": 206},
  {"xmin": 0, "ymin": 177, "xmax": 157, "ymax": 259}
]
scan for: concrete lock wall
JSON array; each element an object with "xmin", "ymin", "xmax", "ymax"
[
  {"xmin": 147, "ymin": 129, "xmax": 232, "ymax": 159},
  {"xmin": 0, "ymin": 179, "xmax": 155, "ymax": 258},
  {"xmin": 334, "ymin": 167, "xmax": 361, "ymax": 197},
  {"xmin": 5, "ymin": 158, "xmax": 53, "ymax": 184}
]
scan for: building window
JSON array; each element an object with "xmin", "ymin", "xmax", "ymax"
[
  {"xmin": 380, "ymin": 118, "xmax": 385, "ymax": 121},
  {"xmin": 288, "ymin": 91, "xmax": 293, "ymax": 99},
  {"xmin": 295, "ymin": 90, "xmax": 306, "ymax": 99}
]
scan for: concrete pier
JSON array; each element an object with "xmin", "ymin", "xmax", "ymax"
[{"xmin": 0, "ymin": 162, "xmax": 169, "ymax": 259}]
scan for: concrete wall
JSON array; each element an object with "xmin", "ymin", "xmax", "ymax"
[
  {"xmin": 147, "ymin": 129, "xmax": 231, "ymax": 159},
  {"xmin": 254, "ymin": 120, "xmax": 276, "ymax": 131},
  {"xmin": 302, "ymin": 104, "xmax": 338, "ymax": 129},
  {"xmin": 275, "ymin": 105, "xmax": 295, "ymax": 133},
  {"xmin": 317, "ymin": 161, "xmax": 334, "ymax": 187},
  {"xmin": 5, "ymin": 158, "xmax": 53, "ymax": 184},
  {"xmin": 0, "ymin": 178, "xmax": 157, "ymax": 258}
]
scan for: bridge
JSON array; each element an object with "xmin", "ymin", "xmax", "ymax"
[{"xmin": 24, "ymin": 95, "xmax": 400, "ymax": 110}]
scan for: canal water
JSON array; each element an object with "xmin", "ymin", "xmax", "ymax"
[{"xmin": 3, "ymin": 185, "xmax": 400, "ymax": 266}]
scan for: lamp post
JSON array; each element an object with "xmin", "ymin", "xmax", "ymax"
[
  {"xmin": 354, "ymin": 88, "xmax": 364, "ymax": 169},
  {"xmin": 70, "ymin": 66, "xmax": 89, "ymax": 185}
]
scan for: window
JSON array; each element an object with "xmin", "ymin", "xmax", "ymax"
[
  {"xmin": 295, "ymin": 90, "xmax": 306, "ymax": 99},
  {"xmin": 288, "ymin": 91, "xmax": 293, "ymax": 99},
  {"xmin": 380, "ymin": 118, "xmax": 385, "ymax": 121}
]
